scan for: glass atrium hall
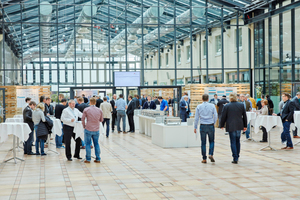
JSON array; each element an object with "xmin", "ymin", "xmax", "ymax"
[{"xmin": 1, "ymin": 0, "xmax": 300, "ymax": 98}]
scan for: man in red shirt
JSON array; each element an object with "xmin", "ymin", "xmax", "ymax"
[{"xmin": 82, "ymin": 97, "xmax": 104, "ymax": 163}]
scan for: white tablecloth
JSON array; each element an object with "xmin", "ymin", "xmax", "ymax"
[
  {"xmin": 254, "ymin": 115, "xmax": 283, "ymax": 134},
  {"xmin": 50, "ymin": 117, "xmax": 63, "ymax": 136},
  {"xmin": 73, "ymin": 121, "xmax": 104, "ymax": 140},
  {"xmin": 5, "ymin": 118, "xmax": 23, "ymax": 123},
  {"xmin": 293, "ymin": 111, "xmax": 300, "ymax": 135},
  {"xmin": 0, "ymin": 122, "xmax": 31, "ymax": 143},
  {"xmin": 13, "ymin": 115, "xmax": 23, "ymax": 119},
  {"xmin": 246, "ymin": 112, "xmax": 257, "ymax": 125}
]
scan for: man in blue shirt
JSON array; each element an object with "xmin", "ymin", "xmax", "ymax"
[
  {"xmin": 194, "ymin": 94, "xmax": 218, "ymax": 164},
  {"xmin": 115, "ymin": 94, "xmax": 128, "ymax": 133},
  {"xmin": 158, "ymin": 96, "xmax": 169, "ymax": 114}
]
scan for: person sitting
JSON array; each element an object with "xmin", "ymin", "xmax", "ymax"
[
  {"xmin": 142, "ymin": 96, "xmax": 156, "ymax": 110},
  {"xmin": 259, "ymin": 100, "xmax": 269, "ymax": 142}
]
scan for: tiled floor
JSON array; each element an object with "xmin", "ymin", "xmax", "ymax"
[{"xmin": 1, "ymin": 127, "xmax": 300, "ymax": 200}]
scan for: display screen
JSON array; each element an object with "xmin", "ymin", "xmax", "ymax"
[{"xmin": 114, "ymin": 71, "xmax": 141, "ymax": 87}]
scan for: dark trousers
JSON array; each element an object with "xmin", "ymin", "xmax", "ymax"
[
  {"xmin": 24, "ymin": 131, "xmax": 34, "ymax": 154},
  {"xmin": 293, "ymin": 127, "xmax": 298, "ymax": 136},
  {"xmin": 127, "ymin": 113, "xmax": 135, "ymax": 132},
  {"xmin": 200, "ymin": 124, "xmax": 215, "ymax": 160},
  {"xmin": 229, "ymin": 131, "xmax": 241, "ymax": 162},
  {"xmin": 180, "ymin": 112, "xmax": 188, "ymax": 122},
  {"xmin": 111, "ymin": 113, "xmax": 117, "ymax": 131},
  {"xmin": 281, "ymin": 121, "xmax": 293, "ymax": 148},
  {"xmin": 63, "ymin": 125, "xmax": 81, "ymax": 159},
  {"xmin": 102, "ymin": 118, "xmax": 110, "ymax": 137},
  {"xmin": 261, "ymin": 127, "xmax": 268, "ymax": 142}
]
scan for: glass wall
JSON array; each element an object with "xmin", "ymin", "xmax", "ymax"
[
  {"xmin": 254, "ymin": 4, "xmax": 300, "ymax": 100},
  {"xmin": 1, "ymin": 0, "xmax": 255, "ymax": 97}
]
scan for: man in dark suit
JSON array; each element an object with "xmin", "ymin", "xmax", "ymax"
[
  {"xmin": 266, "ymin": 94, "xmax": 274, "ymax": 115},
  {"xmin": 23, "ymin": 101, "xmax": 37, "ymax": 155},
  {"xmin": 154, "ymin": 96, "xmax": 160, "ymax": 105},
  {"xmin": 96, "ymin": 95, "xmax": 103, "ymax": 108},
  {"xmin": 273, "ymin": 93, "xmax": 295, "ymax": 149},
  {"xmin": 110, "ymin": 94, "xmax": 117, "ymax": 132},
  {"xmin": 142, "ymin": 96, "xmax": 156, "ymax": 110},
  {"xmin": 82, "ymin": 94, "xmax": 88, "ymax": 104},
  {"xmin": 141, "ymin": 95, "xmax": 146, "ymax": 107},
  {"xmin": 77, "ymin": 97, "xmax": 89, "ymax": 121},
  {"xmin": 54, "ymin": 98, "xmax": 67, "ymax": 148},
  {"xmin": 132, "ymin": 95, "xmax": 139, "ymax": 109},
  {"xmin": 45, "ymin": 97, "xmax": 54, "ymax": 115},
  {"xmin": 217, "ymin": 95, "xmax": 229, "ymax": 127},
  {"xmin": 209, "ymin": 94, "xmax": 220, "ymax": 105},
  {"xmin": 180, "ymin": 96, "xmax": 190, "ymax": 122},
  {"xmin": 291, "ymin": 92, "xmax": 300, "ymax": 138},
  {"xmin": 220, "ymin": 93, "xmax": 247, "ymax": 164},
  {"xmin": 127, "ymin": 95, "xmax": 135, "ymax": 133}
]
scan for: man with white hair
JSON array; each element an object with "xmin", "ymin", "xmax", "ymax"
[
  {"xmin": 180, "ymin": 96, "xmax": 190, "ymax": 122},
  {"xmin": 61, "ymin": 99, "xmax": 83, "ymax": 161}
]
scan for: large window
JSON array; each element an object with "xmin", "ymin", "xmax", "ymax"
[
  {"xmin": 186, "ymin": 46, "xmax": 190, "ymax": 62},
  {"xmin": 203, "ymin": 40, "xmax": 207, "ymax": 57},
  {"xmin": 236, "ymin": 28, "xmax": 242, "ymax": 48},
  {"xmin": 177, "ymin": 49, "xmax": 181, "ymax": 64},
  {"xmin": 215, "ymin": 35, "xmax": 221, "ymax": 54}
]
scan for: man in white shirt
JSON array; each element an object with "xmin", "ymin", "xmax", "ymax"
[
  {"xmin": 61, "ymin": 99, "xmax": 83, "ymax": 161},
  {"xmin": 22, "ymin": 97, "xmax": 31, "ymax": 112}
]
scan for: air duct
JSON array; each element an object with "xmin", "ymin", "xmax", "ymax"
[
  {"xmin": 39, "ymin": 1, "xmax": 53, "ymax": 53},
  {"xmin": 64, "ymin": 2, "xmax": 97, "ymax": 55},
  {"xmin": 101, "ymin": 7, "xmax": 205, "ymax": 57},
  {"xmin": 98, "ymin": 4, "xmax": 164, "ymax": 56}
]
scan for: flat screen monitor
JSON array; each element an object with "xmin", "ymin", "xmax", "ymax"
[{"xmin": 114, "ymin": 71, "xmax": 141, "ymax": 87}]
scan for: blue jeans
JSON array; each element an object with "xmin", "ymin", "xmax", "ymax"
[
  {"xmin": 117, "ymin": 110, "xmax": 126, "ymax": 132},
  {"xmin": 34, "ymin": 125, "xmax": 45, "ymax": 154},
  {"xmin": 200, "ymin": 124, "xmax": 215, "ymax": 160},
  {"xmin": 84, "ymin": 129, "xmax": 100, "ymax": 161},
  {"xmin": 229, "ymin": 131, "xmax": 241, "ymax": 161},
  {"xmin": 245, "ymin": 123, "xmax": 251, "ymax": 138},
  {"xmin": 24, "ymin": 131, "xmax": 34, "ymax": 154},
  {"xmin": 102, "ymin": 118, "xmax": 110, "ymax": 137},
  {"xmin": 281, "ymin": 121, "xmax": 293, "ymax": 147},
  {"xmin": 55, "ymin": 122, "xmax": 64, "ymax": 148}
]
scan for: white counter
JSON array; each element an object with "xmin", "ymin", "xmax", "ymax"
[
  {"xmin": 138, "ymin": 115, "xmax": 156, "ymax": 136},
  {"xmin": 151, "ymin": 122, "xmax": 200, "ymax": 148}
]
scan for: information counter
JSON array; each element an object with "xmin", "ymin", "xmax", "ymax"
[{"xmin": 151, "ymin": 122, "xmax": 200, "ymax": 148}]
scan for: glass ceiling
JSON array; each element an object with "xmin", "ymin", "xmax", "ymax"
[{"xmin": 1, "ymin": 0, "xmax": 260, "ymax": 59}]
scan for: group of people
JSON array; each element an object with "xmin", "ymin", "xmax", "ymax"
[
  {"xmin": 22, "ymin": 92, "xmax": 172, "ymax": 162},
  {"xmin": 193, "ymin": 92, "xmax": 300, "ymax": 164}
]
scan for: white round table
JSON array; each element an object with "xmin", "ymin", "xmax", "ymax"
[
  {"xmin": 50, "ymin": 117, "xmax": 63, "ymax": 136},
  {"xmin": 254, "ymin": 115, "xmax": 283, "ymax": 151},
  {"xmin": 13, "ymin": 115, "xmax": 23, "ymax": 119},
  {"xmin": 0, "ymin": 122, "xmax": 31, "ymax": 163},
  {"xmin": 245, "ymin": 112, "xmax": 257, "ymax": 142},
  {"xmin": 293, "ymin": 111, "xmax": 300, "ymax": 145},
  {"xmin": 74, "ymin": 121, "xmax": 104, "ymax": 140},
  {"xmin": 6, "ymin": 118, "xmax": 23, "ymax": 123}
]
